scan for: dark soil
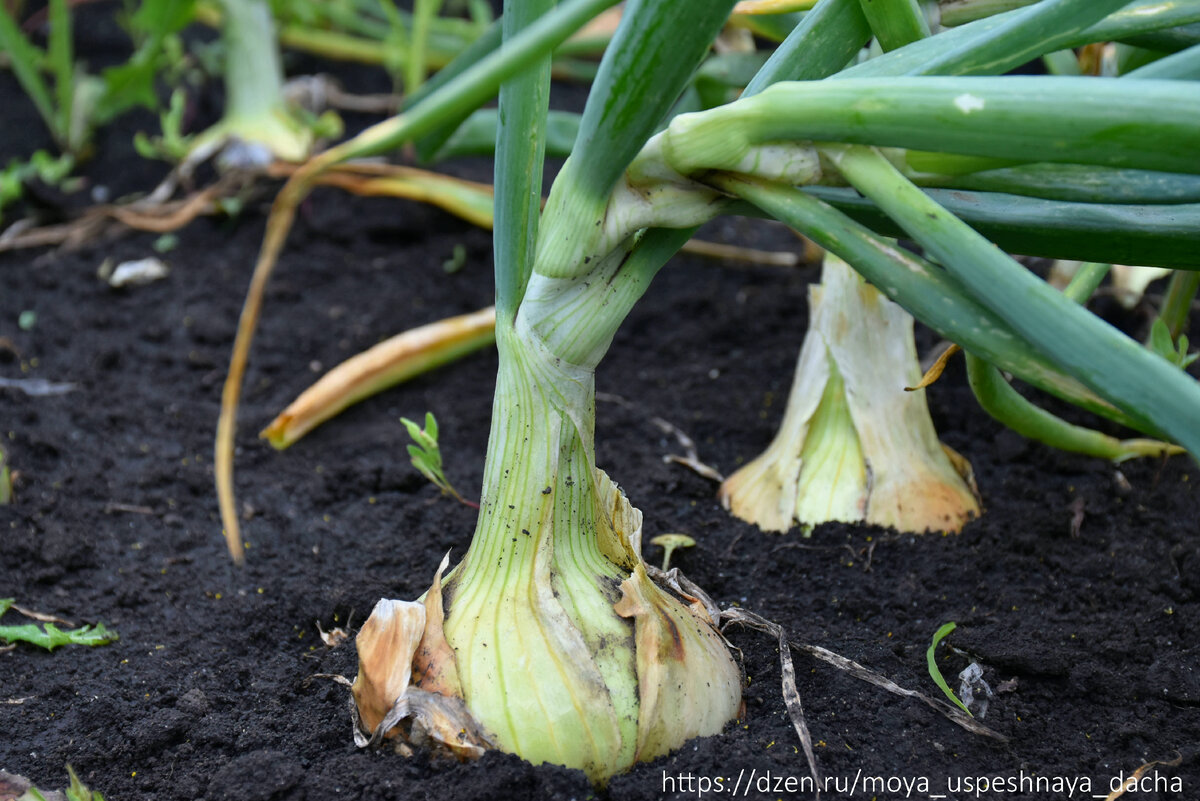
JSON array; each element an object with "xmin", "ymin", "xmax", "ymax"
[{"xmin": 2, "ymin": 10, "xmax": 1199, "ymax": 801}]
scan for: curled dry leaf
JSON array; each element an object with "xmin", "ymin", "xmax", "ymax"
[
  {"xmin": 1104, "ymin": 753, "xmax": 1183, "ymax": 801},
  {"xmin": 411, "ymin": 554, "xmax": 461, "ymax": 698},
  {"xmin": 10, "ymin": 604, "xmax": 73, "ymax": 626},
  {"xmin": 906, "ymin": 344, "xmax": 961, "ymax": 392},
  {"xmin": 351, "ymin": 597, "xmax": 426, "ymax": 738},
  {"xmin": 316, "ymin": 621, "xmax": 349, "ymax": 648},
  {"xmin": 350, "ymin": 555, "xmax": 493, "ymax": 760},
  {"xmin": 652, "ymin": 417, "xmax": 724, "ymax": 483}
]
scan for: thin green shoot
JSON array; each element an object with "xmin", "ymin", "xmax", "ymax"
[
  {"xmin": 47, "ymin": 0, "xmax": 74, "ymax": 149},
  {"xmin": 1157, "ymin": 270, "xmax": 1200, "ymax": 340},
  {"xmin": 377, "ymin": 0, "xmax": 411, "ymax": 83},
  {"xmin": 65, "ymin": 765, "xmax": 106, "ymax": 801},
  {"xmin": 0, "ymin": 599, "xmax": 118, "ymax": 651},
  {"xmin": 0, "ymin": 2, "xmax": 58, "ymax": 145},
  {"xmin": 66, "ymin": 765, "xmax": 105, "ymax": 801},
  {"xmin": 401, "ymin": 412, "xmax": 477, "ymax": 508},
  {"xmin": 407, "ymin": 0, "xmax": 447, "ymax": 94},
  {"xmin": 926, "ymin": 622, "xmax": 971, "ymax": 716},
  {"xmin": 1061, "ymin": 262, "xmax": 1111, "ymax": 305},
  {"xmin": 0, "ymin": 445, "xmax": 11, "ymax": 504}
]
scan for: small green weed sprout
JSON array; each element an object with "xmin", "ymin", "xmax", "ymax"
[
  {"xmin": 0, "ymin": 0, "xmax": 188, "ymax": 157},
  {"xmin": 1148, "ymin": 319, "xmax": 1198, "ymax": 370},
  {"xmin": 649, "ymin": 533, "xmax": 695, "ymax": 572},
  {"xmin": 0, "ymin": 444, "xmax": 12, "ymax": 504},
  {"xmin": 401, "ymin": 412, "xmax": 476, "ymax": 508},
  {"xmin": 0, "ymin": 150, "xmax": 77, "ymax": 224},
  {"xmin": 927, "ymin": 621, "xmax": 970, "ymax": 716}
]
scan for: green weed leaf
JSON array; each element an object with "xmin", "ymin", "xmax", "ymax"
[
  {"xmin": 402, "ymin": 413, "xmax": 450, "ymax": 491},
  {"xmin": 400, "ymin": 413, "xmax": 474, "ymax": 507},
  {"xmin": 0, "ymin": 444, "xmax": 11, "ymax": 504},
  {"xmin": 926, "ymin": 622, "xmax": 971, "ymax": 716},
  {"xmin": 99, "ymin": 59, "xmax": 161, "ymax": 120},
  {"xmin": 0, "ymin": 150, "xmax": 75, "ymax": 223},
  {"xmin": 0, "ymin": 2, "xmax": 56, "ymax": 138},
  {"xmin": 1148, "ymin": 318, "xmax": 1198, "ymax": 368},
  {"xmin": 0, "ymin": 599, "xmax": 119, "ymax": 651}
]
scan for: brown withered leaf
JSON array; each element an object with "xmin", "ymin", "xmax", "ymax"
[
  {"xmin": 1104, "ymin": 753, "xmax": 1182, "ymax": 801},
  {"xmin": 351, "ymin": 558, "xmax": 493, "ymax": 761},
  {"xmin": 412, "ymin": 552, "xmax": 462, "ymax": 698},
  {"xmin": 906, "ymin": 343, "xmax": 961, "ymax": 391},
  {"xmin": 351, "ymin": 598, "xmax": 426, "ymax": 736},
  {"xmin": 381, "ymin": 688, "xmax": 493, "ymax": 760}
]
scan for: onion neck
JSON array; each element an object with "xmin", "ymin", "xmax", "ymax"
[{"xmin": 442, "ymin": 313, "xmax": 639, "ymax": 777}]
